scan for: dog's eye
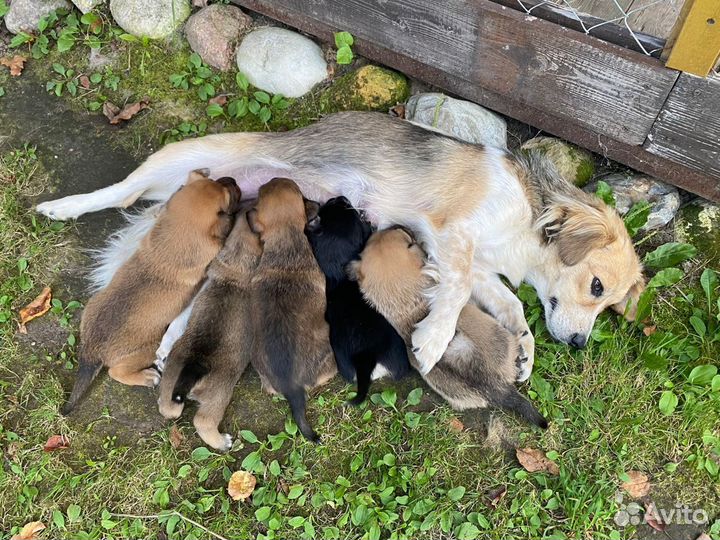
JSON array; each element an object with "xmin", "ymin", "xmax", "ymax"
[{"xmin": 591, "ymin": 277, "xmax": 604, "ymax": 297}]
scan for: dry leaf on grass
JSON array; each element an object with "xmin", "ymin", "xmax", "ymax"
[
  {"xmin": 486, "ymin": 485, "xmax": 507, "ymax": 508},
  {"xmin": 696, "ymin": 534, "xmax": 711, "ymax": 540},
  {"xmin": 169, "ymin": 425, "xmax": 184, "ymax": 449},
  {"xmin": 1, "ymin": 55, "xmax": 27, "ymax": 76},
  {"xmin": 642, "ymin": 325, "xmax": 657, "ymax": 336},
  {"xmin": 18, "ymin": 287, "xmax": 52, "ymax": 333},
  {"xmin": 79, "ymin": 75, "xmax": 91, "ymax": 89},
  {"xmin": 448, "ymin": 417, "xmax": 464, "ymax": 433},
  {"xmin": 208, "ymin": 95, "xmax": 228, "ymax": 106},
  {"xmin": 644, "ymin": 501, "xmax": 666, "ymax": 532},
  {"xmin": 7, "ymin": 441, "xmax": 20, "ymax": 459},
  {"xmin": 621, "ymin": 471, "xmax": 650, "ymax": 498},
  {"xmin": 43, "ymin": 434, "xmax": 70, "ymax": 452},
  {"xmin": 227, "ymin": 470, "xmax": 256, "ymax": 501},
  {"xmin": 103, "ymin": 97, "xmax": 150, "ymax": 124},
  {"xmin": 516, "ymin": 447, "xmax": 559, "ymax": 475},
  {"xmin": 11, "ymin": 521, "xmax": 45, "ymax": 540},
  {"xmin": 388, "ymin": 104, "xmax": 406, "ymax": 119}
]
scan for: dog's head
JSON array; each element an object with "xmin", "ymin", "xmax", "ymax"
[
  {"xmin": 306, "ymin": 196, "xmax": 373, "ymax": 280},
  {"xmin": 247, "ymin": 178, "xmax": 319, "ymax": 237},
  {"xmin": 531, "ymin": 193, "xmax": 644, "ymax": 348}
]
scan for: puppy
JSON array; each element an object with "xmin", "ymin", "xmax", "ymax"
[
  {"xmin": 350, "ymin": 228, "xmax": 547, "ymax": 428},
  {"xmin": 61, "ymin": 171, "xmax": 241, "ymax": 414},
  {"xmin": 157, "ymin": 204, "xmax": 261, "ymax": 451},
  {"xmin": 249, "ymin": 178, "xmax": 336, "ymax": 442},
  {"xmin": 306, "ymin": 196, "xmax": 410, "ymax": 404}
]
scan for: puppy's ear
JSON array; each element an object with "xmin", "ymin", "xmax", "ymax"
[
  {"xmin": 610, "ymin": 277, "xmax": 645, "ymax": 321},
  {"xmin": 346, "ymin": 260, "xmax": 364, "ymax": 282},
  {"xmin": 187, "ymin": 168, "xmax": 210, "ymax": 184},
  {"xmin": 539, "ymin": 196, "xmax": 618, "ymax": 266},
  {"xmin": 247, "ymin": 208, "xmax": 263, "ymax": 234},
  {"xmin": 304, "ymin": 199, "xmax": 321, "ymax": 231}
]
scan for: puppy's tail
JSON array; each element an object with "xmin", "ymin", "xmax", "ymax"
[
  {"xmin": 61, "ymin": 356, "xmax": 103, "ymax": 415},
  {"xmin": 499, "ymin": 388, "xmax": 548, "ymax": 429},
  {"xmin": 285, "ymin": 386, "xmax": 320, "ymax": 443}
]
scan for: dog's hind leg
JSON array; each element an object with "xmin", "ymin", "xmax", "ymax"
[{"xmin": 192, "ymin": 374, "xmax": 237, "ymax": 452}]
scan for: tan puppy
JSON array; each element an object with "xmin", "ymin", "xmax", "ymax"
[
  {"xmin": 157, "ymin": 205, "xmax": 261, "ymax": 451},
  {"xmin": 248, "ymin": 178, "xmax": 336, "ymax": 442},
  {"xmin": 61, "ymin": 171, "xmax": 241, "ymax": 414},
  {"xmin": 350, "ymin": 228, "xmax": 547, "ymax": 428}
]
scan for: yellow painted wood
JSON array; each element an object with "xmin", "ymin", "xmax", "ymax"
[{"xmin": 666, "ymin": 0, "xmax": 720, "ymax": 76}]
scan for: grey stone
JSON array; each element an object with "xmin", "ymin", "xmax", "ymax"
[
  {"xmin": 185, "ymin": 4, "xmax": 251, "ymax": 71},
  {"xmin": 109, "ymin": 0, "xmax": 190, "ymax": 39},
  {"xmin": 70, "ymin": 0, "xmax": 103, "ymax": 14},
  {"xmin": 586, "ymin": 173, "xmax": 681, "ymax": 231},
  {"xmin": 405, "ymin": 93, "xmax": 507, "ymax": 149},
  {"xmin": 236, "ymin": 27, "xmax": 328, "ymax": 98},
  {"xmin": 675, "ymin": 199, "xmax": 720, "ymax": 261},
  {"xmin": 521, "ymin": 136, "xmax": 595, "ymax": 187},
  {"xmin": 4, "ymin": 0, "xmax": 71, "ymax": 34}
]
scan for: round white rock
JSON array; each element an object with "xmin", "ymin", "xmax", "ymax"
[
  {"xmin": 236, "ymin": 27, "xmax": 328, "ymax": 98},
  {"xmin": 110, "ymin": 0, "xmax": 190, "ymax": 39}
]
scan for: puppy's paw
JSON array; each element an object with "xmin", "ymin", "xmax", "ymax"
[
  {"xmin": 411, "ymin": 321, "xmax": 452, "ymax": 375},
  {"xmin": 158, "ymin": 399, "xmax": 184, "ymax": 420},
  {"xmin": 515, "ymin": 330, "xmax": 535, "ymax": 383},
  {"xmin": 140, "ymin": 367, "xmax": 162, "ymax": 387},
  {"xmin": 153, "ymin": 356, "xmax": 167, "ymax": 374},
  {"xmin": 36, "ymin": 195, "xmax": 89, "ymax": 220},
  {"xmin": 218, "ymin": 433, "xmax": 233, "ymax": 452}
]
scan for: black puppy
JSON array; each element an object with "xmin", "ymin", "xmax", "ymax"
[{"xmin": 306, "ymin": 196, "xmax": 410, "ymax": 404}]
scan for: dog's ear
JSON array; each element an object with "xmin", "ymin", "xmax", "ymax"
[
  {"xmin": 304, "ymin": 199, "xmax": 320, "ymax": 230},
  {"xmin": 346, "ymin": 260, "xmax": 363, "ymax": 282},
  {"xmin": 610, "ymin": 277, "xmax": 645, "ymax": 321},
  {"xmin": 246, "ymin": 208, "xmax": 263, "ymax": 234},
  {"xmin": 539, "ymin": 197, "xmax": 618, "ymax": 266},
  {"xmin": 187, "ymin": 168, "xmax": 210, "ymax": 184}
]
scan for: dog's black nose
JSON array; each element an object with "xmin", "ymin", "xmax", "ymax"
[{"xmin": 569, "ymin": 333, "xmax": 587, "ymax": 349}]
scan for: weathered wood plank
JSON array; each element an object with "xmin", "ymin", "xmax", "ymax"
[
  {"xmin": 645, "ymin": 73, "xmax": 720, "ymax": 184},
  {"xmin": 665, "ymin": 0, "xmax": 720, "ymax": 76},
  {"xmin": 625, "ymin": 0, "xmax": 684, "ymax": 40},
  {"xmin": 235, "ymin": 0, "xmax": 676, "ymax": 145}
]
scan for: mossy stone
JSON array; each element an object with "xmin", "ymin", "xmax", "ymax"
[
  {"xmin": 320, "ymin": 65, "xmax": 409, "ymax": 113},
  {"xmin": 674, "ymin": 201, "xmax": 720, "ymax": 262},
  {"xmin": 521, "ymin": 136, "xmax": 595, "ymax": 187}
]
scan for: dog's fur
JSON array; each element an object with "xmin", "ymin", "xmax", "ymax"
[
  {"xmin": 157, "ymin": 205, "xmax": 261, "ymax": 451},
  {"xmin": 248, "ymin": 178, "xmax": 336, "ymax": 442},
  {"xmin": 349, "ymin": 228, "xmax": 547, "ymax": 428},
  {"xmin": 306, "ymin": 196, "xmax": 410, "ymax": 404},
  {"xmin": 37, "ymin": 112, "xmax": 645, "ymax": 382},
  {"xmin": 61, "ymin": 172, "xmax": 241, "ymax": 415}
]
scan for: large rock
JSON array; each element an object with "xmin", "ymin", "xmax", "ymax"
[
  {"xmin": 585, "ymin": 173, "xmax": 681, "ymax": 231},
  {"xmin": 236, "ymin": 27, "xmax": 328, "ymax": 98},
  {"xmin": 675, "ymin": 199, "xmax": 720, "ymax": 260},
  {"xmin": 71, "ymin": 0, "xmax": 103, "ymax": 14},
  {"xmin": 4, "ymin": 0, "xmax": 71, "ymax": 34},
  {"xmin": 185, "ymin": 4, "xmax": 251, "ymax": 71},
  {"xmin": 320, "ymin": 65, "xmax": 409, "ymax": 112},
  {"xmin": 110, "ymin": 0, "xmax": 190, "ymax": 39},
  {"xmin": 404, "ymin": 93, "xmax": 507, "ymax": 149},
  {"xmin": 521, "ymin": 136, "xmax": 595, "ymax": 187}
]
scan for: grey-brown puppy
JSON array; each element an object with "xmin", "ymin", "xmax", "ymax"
[
  {"xmin": 248, "ymin": 178, "xmax": 336, "ymax": 442},
  {"xmin": 157, "ymin": 204, "xmax": 261, "ymax": 451},
  {"xmin": 61, "ymin": 171, "xmax": 241, "ymax": 415},
  {"xmin": 349, "ymin": 228, "xmax": 547, "ymax": 428}
]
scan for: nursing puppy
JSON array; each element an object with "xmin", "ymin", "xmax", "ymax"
[
  {"xmin": 157, "ymin": 205, "xmax": 260, "ymax": 451},
  {"xmin": 249, "ymin": 178, "xmax": 336, "ymax": 442},
  {"xmin": 306, "ymin": 196, "xmax": 410, "ymax": 404},
  {"xmin": 61, "ymin": 171, "xmax": 241, "ymax": 415},
  {"xmin": 350, "ymin": 228, "xmax": 547, "ymax": 428}
]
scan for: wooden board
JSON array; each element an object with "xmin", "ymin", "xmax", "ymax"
[
  {"xmin": 234, "ymin": 0, "xmax": 676, "ymax": 146},
  {"xmin": 645, "ymin": 73, "xmax": 720, "ymax": 187},
  {"xmin": 666, "ymin": 0, "xmax": 720, "ymax": 76},
  {"xmin": 563, "ymin": 0, "xmax": 683, "ymax": 39}
]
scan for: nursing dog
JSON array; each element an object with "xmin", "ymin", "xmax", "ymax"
[
  {"xmin": 249, "ymin": 178, "xmax": 336, "ymax": 442},
  {"xmin": 37, "ymin": 112, "xmax": 645, "ymax": 381},
  {"xmin": 306, "ymin": 196, "xmax": 410, "ymax": 405},
  {"xmin": 350, "ymin": 227, "xmax": 547, "ymax": 428},
  {"xmin": 157, "ymin": 205, "xmax": 260, "ymax": 451},
  {"xmin": 61, "ymin": 171, "xmax": 241, "ymax": 414}
]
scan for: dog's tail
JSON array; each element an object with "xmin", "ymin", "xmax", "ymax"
[
  {"xmin": 348, "ymin": 351, "xmax": 376, "ymax": 406},
  {"xmin": 285, "ymin": 386, "xmax": 319, "ymax": 443},
  {"xmin": 499, "ymin": 387, "xmax": 548, "ymax": 429},
  {"xmin": 61, "ymin": 356, "xmax": 103, "ymax": 415}
]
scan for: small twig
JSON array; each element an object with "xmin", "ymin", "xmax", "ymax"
[{"xmin": 109, "ymin": 511, "xmax": 230, "ymax": 540}]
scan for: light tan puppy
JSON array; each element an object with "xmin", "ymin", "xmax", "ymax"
[
  {"xmin": 157, "ymin": 205, "xmax": 261, "ymax": 451},
  {"xmin": 350, "ymin": 228, "xmax": 547, "ymax": 427},
  {"xmin": 61, "ymin": 171, "xmax": 241, "ymax": 415},
  {"xmin": 248, "ymin": 178, "xmax": 336, "ymax": 442}
]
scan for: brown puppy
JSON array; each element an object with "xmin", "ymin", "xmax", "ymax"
[
  {"xmin": 248, "ymin": 178, "xmax": 336, "ymax": 442},
  {"xmin": 61, "ymin": 171, "xmax": 241, "ymax": 415},
  {"xmin": 349, "ymin": 228, "xmax": 547, "ymax": 428},
  {"xmin": 157, "ymin": 205, "xmax": 261, "ymax": 451}
]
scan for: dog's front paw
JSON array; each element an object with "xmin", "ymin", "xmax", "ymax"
[
  {"xmin": 515, "ymin": 330, "xmax": 535, "ymax": 383},
  {"xmin": 411, "ymin": 321, "xmax": 453, "ymax": 375},
  {"xmin": 218, "ymin": 433, "xmax": 233, "ymax": 452},
  {"xmin": 36, "ymin": 195, "xmax": 88, "ymax": 220},
  {"xmin": 153, "ymin": 356, "xmax": 167, "ymax": 374}
]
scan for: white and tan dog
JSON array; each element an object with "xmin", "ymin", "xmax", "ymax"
[{"xmin": 37, "ymin": 112, "xmax": 644, "ymax": 379}]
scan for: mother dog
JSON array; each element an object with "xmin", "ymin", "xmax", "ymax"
[{"xmin": 37, "ymin": 112, "xmax": 644, "ymax": 378}]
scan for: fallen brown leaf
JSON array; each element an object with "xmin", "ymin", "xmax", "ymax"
[
  {"xmin": 11, "ymin": 521, "xmax": 45, "ymax": 540},
  {"xmin": 1, "ymin": 55, "xmax": 27, "ymax": 76},
  {"xmin": 516, "ymin": 447, "xmax": 559, "ymax": 475},
  {"xmin": 228, "ymin": 470, "xmax": 256, "ymax": 501},
  {"xmin": 7, "ymin": 441, "xmax": 20, "ymax": 459},
  {"xmin": 103, "ymin": 97, "xmax": 150, "ymax": 124},
  {"xmin": 448, "ymin": 417, "xmax": 464, "ymax": 433},
  {"xmin": 389, "ymin": 103, "xmax": 406, "ymax": 119},
  {"xmin": 208, "ymin": 95, "xmax": 228, "ymax": 106},
  {"xmin": 486, "ymin": 485, "xmax": 507, "ymax": 508},
  {"xmin": 644, "ymin": 501, "xmax": 666, "ymax": 532},
  {"xmin": 79, "ymin": 75, "xmax": 91, "ymax": 89},
  {"xmin": 621, "ymin": 470, "xmax": 650, "ymax": 498},
  {"xmin": 169, "ymin": 425, "xmax": 184, "ymax": 449},
  {"xmin": 18, "ymin": 287, "xmax": 52, "ymax": 333},
  {"xmin": 277, "ymin": 478, "xmax": 289, "ymax": 495},
  {"xmin": 43, "ymin": 434, "xmax": 70, "ymax": 452},
  {"xmin": 696, "ymin": 534, "xmax": 711, "ymax": 540},
  {"xmin": 642, "ymin": 325, "xmax": 657, "ymax": 336}
]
